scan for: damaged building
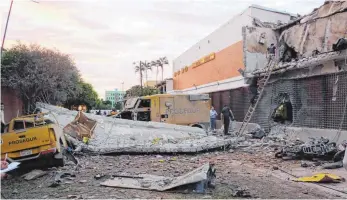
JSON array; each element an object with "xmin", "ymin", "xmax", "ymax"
[
  {"xmin": 244, "ymin": 0, "xmax": 347, "ymax": 137},
  {"xmin": 171, "ymin": 1, "xmax": 347, "ymax": 140}
]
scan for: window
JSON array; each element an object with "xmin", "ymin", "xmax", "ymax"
[
  {"xmin": 138, "ymin": 99, "xmax": 151, "ymax": 108},
  {"xmin": 13, "ymin": 121, "xmax": 25, "ymax": 131},
  {"xmin": 25, "ymin": 122, "xmax": 35, "ymax": 129}
]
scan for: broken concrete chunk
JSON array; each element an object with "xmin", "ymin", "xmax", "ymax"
[
  {"xmin": 94, "ymin": 174, "xmax": 105, "ymax": 180},
  {"xmin": 101, "ymin": 163, "xmax": 215, "ymax": 192},
  {"xmin": 322, "ymin": 161, "xmax": 343, "ymax": 169},
  {"xmin": 231, "ymin": 186, "xmax": 251, "ymax": 198},
  {"xmin": 22, "ymin": 169, "xmax": 47, "ymax": 181}
]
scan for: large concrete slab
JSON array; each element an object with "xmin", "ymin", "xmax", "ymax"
[{"xmin": 37, "ymin": 103, "xmax": 241, "ymax": 154}]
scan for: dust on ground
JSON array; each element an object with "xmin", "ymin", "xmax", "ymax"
[{"xmin": 1, "ymin": 150, "xmax": 340, "ymax": 199}]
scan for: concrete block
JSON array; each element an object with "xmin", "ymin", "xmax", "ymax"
[{"xmin": 269, "ymin": 125, "xmax": 347, "ymax": 144}]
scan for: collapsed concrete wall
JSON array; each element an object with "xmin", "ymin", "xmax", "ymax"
[
  {"xmin": 253, "ymin": 50, "xmax": 347, "ymax": 77},
  {"xmin": 37, "ymin": 103, "xmax": 244, "ymax": 154},
  {"xmin": 278, "ymin": 1, "xmax": 347, "ymax": 59},
  {"xmin": 243, "ymin": 26, "xmax": 278, "ymax": 74},
  {"xmin": 243, "ymin": 1, "xmax": 347, "ymax": 76}
]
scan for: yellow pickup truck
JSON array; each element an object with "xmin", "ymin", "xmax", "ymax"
[{"xmin": 1, "ymin": 113, "xmax": 68, "ymax": 167}]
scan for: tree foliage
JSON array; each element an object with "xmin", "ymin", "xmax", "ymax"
[
  {"xmin": 151, "ymin": 57, "xmax": 168, "ymax": 82},
  {"xmin": 1, "ymin": 43, "xmax": 99, "ymax": 113},
  {"xmin": 134, "ymin": 61, "xmax": 152, "ymax": 94},
  {"xmin": 64, "ymin": 80, "xmax": 99, "ymax": 110},
  {"xmin": 133, "ymin": 57, "xmax": 168, "ymax": 95},
  {"xmin": 94, "ymin": 99, "xmax": 113, "ymax": 110},
  {"xmin": 125, "ymin": 85, "xmax": 158, "ymax": 97}
]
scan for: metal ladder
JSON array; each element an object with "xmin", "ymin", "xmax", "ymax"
[{"xmin": 237, "ymin": 59, "xmax": 276, "ymax": 136}]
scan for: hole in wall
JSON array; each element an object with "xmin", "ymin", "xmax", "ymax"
[{"xmin": 271, "ymin": 93, "xmax": 293, "ymax": 124}]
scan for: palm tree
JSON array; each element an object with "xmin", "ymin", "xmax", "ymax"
[
  {"xmin": 134, "ymin": 61, "xmax": 145, "ymax": 94},
  {"xmin": 156, "ymin": 57, "xmax": 168, "ymax": 82},
  {"xmin": 142, "ymin": 61, "xmax": 152, "ymax": 84},
  {"xmin": 151, "ymin": 60, "xmax": 159, "ymax": 84}
]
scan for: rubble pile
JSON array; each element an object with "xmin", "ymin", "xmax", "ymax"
[
  {"xmin": 252, "ymin": 50, "xmax": 347, "ymax": 76},
  {"xmin": 36, "ymin": 103, "xmax": 347, "ymax": 169},
  {"xmin": 37, "ymin": 103, "xmax": 242, "ymax": 154}
]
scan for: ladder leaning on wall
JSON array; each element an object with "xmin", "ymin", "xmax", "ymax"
[{"xmin": 236, "ymin": 59, "xmax": 277, "ymax": 136}]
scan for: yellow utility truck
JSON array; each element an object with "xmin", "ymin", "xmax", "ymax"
[
  {"xmin": 117, "ymin": 94, "xmax": 211, "ymax": 130},
  {"xmin": 1, "ymin": 113, "xmax": 68, "ymax": 166}
]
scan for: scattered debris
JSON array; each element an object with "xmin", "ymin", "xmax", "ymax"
[
  {"xmin": 67, "ymin": 195, "xmax": 79, "ymax": 199},
  {"xmin": 275, "ymin": 137, "xmax": 337, "ymax": 160},
  {"xmin": 49, "ymin": 171, "xmax": 76, "ymax": 187},
  {"xmin": 63, "ymin": 111, "xmax": 97, "ymax": 140},
  {"xmin": 231, "ymin": 186, "xmax": 251, "ymax": 198},
  {"xmin": 248, "ymin": 127, "xmax": 265, "ymax": 139},
  {"xmin": 301, "ymin": 161, "xmax": 311, "ymax": 168},
  {"xmin": 48, "ymin": 182, "xmax": 61, "ymax": 188},
  {"xmin": 170, "ymin": 157, "xmax": 177, "ymax": 161},
  {"xmin": 22, "ymin": 169, "xmax": 47, "ymax": 181},
  {"xmin": 101, "ymin": 163, "xmax": 216, "ymax": 193},
  {"xmin": 322, "ymin": 161, "xmax": 343, "ymax": 169},
  {"xmin": 295, "ymin": 173, "xmax": 345, "ymax": 183},
  {"xmin": 94, "ymin": 174, "xmax": 105, "ymax": 180}
]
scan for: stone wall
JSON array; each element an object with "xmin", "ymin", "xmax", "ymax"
[{"xmin": 1, "ymin": 87, "xmax": 23, "ymax": 123}]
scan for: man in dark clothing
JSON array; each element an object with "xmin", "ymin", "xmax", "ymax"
[
  {"xmin": 267, "ymin": 44, "xmax": 276, "ymax": 57},
  {"xmin": 267, "ymin": 43, "xmax": 276, "ymax": 64},
  {"xmin": 221, "ymin": 105, "xmax": 235, "ymax": 135}
]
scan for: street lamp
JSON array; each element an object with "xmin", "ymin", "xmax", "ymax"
[{"xmin": 1, "ymin": 0, "xmax": 39, "ymax": 56}]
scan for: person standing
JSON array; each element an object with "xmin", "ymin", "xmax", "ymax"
[
  {"xmin": 210, "ymin": 106, "xmax": 218, "ymax": 132},
  {"xmin": 266, "ymin": 43, "xmax": 276, "ymax": 66},
  {"xmin": 221, "ymin": 105, "xmax": 235, "ymax": 135}
]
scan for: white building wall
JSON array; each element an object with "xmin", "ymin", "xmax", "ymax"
[
  {"xmin": 173, "ymin": 5, "xmax": 294, "ymax": 74},
  {"xmin": 166, "ymin": 79, "xmax": 174, "ymax": 92},
  {"xmin": 250, "ymin": 6, "xmax": 293, "ymax": 24},
  {"xmin": 173, "ymin": 8, "xmax": 253, "ymax": 72},
  {"xmin": 172, "ymin": 5, "xmax": 295, "ymax": 94}
]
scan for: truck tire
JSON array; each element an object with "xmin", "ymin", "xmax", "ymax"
[{"xmin": 192, "ymin": 124, "xmax": 203, "ymax": 129}]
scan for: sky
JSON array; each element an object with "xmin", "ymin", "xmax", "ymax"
[{"xmin": 0, "ymin": 0, "xmax": 325, "ymax": 98}]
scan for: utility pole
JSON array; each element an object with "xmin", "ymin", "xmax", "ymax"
[
  {"xmin": 139, "ymin": 61, "xmax": 144, "ymax": 96},
  {"xmin": 1, "ymin": 0, "xmax": 39, "ymax": 57},
  {"xmin": 120, "ymin": 81, "xmax": 124, "ymax": 110},
  {"xmin": 1, "ymin": 0, "xmax": 14, "ymax": 57}
]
